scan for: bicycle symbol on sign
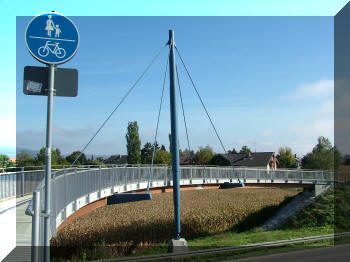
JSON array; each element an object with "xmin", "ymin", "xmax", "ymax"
[{"xmin": 38, "ymin": 41, "xmax": 66, "ymax": 58}]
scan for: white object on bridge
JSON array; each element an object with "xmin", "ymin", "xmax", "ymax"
[
  {"xmin": 100, "ymin": 188, "xmax": 112, "ymax": 198},
  {"xmin": 89, "ymin": 192, "xmax": 98, "ymax": 203},
  {"xmin": 0, "ymin": 198, "xmax": 16, "ymax": 261},
  {"xmin": 76, "ymin": 195, "xmax": 88, "ymax": 210}
]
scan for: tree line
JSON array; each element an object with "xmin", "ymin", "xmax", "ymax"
[
  {"xmin": 0, "ymin": 121, "xmax": 342, "ymax": 171},
  {"xmin": 0, "ymin": 148, "xmax": 104, "ymax": 169},
  {"xmin": 126, "ymin": 121, "xmax": 257, "ymax": 166},
  {"xmin": 125, "ymin": 121, "xmax": 341, "ymax": 170}
]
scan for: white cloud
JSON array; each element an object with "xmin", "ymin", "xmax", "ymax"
[
  {"xmin": 279, "ymin": 100, "xmax": 334, "ymax": 155},
  {"xmin": 0, "ymin": 77, "xmax": 16, "ymax": 147},
  {"xmin": 288, "ymin": 79, "xmax": 333, "ymax": 100},
  {"xmin": 0, "ymin": 115, "xmax": 15, "ymax": 147}
]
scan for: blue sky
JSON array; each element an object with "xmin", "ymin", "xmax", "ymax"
[{"xmin": 1, "ymin": 1, "xmax": 347, "ymax": 157}]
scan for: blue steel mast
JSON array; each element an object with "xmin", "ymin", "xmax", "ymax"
[{"xmin": 168, "ymin": 30, "xmax": 181, "ymax": 240}]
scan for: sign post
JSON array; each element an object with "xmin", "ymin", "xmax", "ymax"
[
  {"xmin": 25, "ymin": 11, "xmax": 79, "ymax": 261},
  {"xmin": 43, "ymin": 63, "xmax": 54, "ymax": 261}
]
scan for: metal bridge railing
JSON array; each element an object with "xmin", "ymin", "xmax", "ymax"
[
  {"xmin": 0, "ymin": 166, "xmax": 334, "ymax": 202},
  {"xmin": 0, "ymin": 166, "xmax": 334, "ymax": 250},
  {"xmin": 0, "ymin": 169, "xmax": 45, "ymax": 201}
]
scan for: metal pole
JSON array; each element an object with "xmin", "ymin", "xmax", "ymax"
[
  {"xmin": 31, "ymin": 190, "xmax": 40, "ymax": 262},
  {"xmin": 21, "ymin": 167, "xmax": 25, "ymax": 197},
  {"xmin": 44, "ymin": 64, "xmax": 55, "ymax": 261},
  {"xmin": 169, "ymin": 30, "xmax": 181, "ymax": 240}
]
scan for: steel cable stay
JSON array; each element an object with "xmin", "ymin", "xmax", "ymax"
[
  {"xmin": 176, "ymin": 63, "xmax": 193, "ymax": 165},
  {"xmin": 175, "ymin": 46, "xmax": 243, "ymax": 185},
  {"xmin": 146, "ymin": 53, "xmax": 170, "ymax": 194},
  {"xmin": 70, "ymin": 43, "xmax": 168, "ymax": 167}
]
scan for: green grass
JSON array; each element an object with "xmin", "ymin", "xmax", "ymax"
[
  {"xmin": 52, "ymin": 236, "xmax": 350, "ymax": 262},
  {"xmin": 282, "ymin": 189, "xmax": 334, "ymax": 230},
  {"xmin": 132, "ymin": 186, "xmax": 339, "ymax": 257},
  {"xmin": 146, "ymin": 237, "xmax": 350, "ymax": 262},
  {"xmin": 132, "ymin": 226, "xmax": 333, "ymax": 256},
  {"xmin": 334, "ymin": 183, "xmax": 350, "ymax": 232}
]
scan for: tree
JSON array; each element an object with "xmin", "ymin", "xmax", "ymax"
[
  {"xmin": 35, "ymin": 147, "xmax": 67, "ymax": 166},
  {"xmin": 302, "ymin": 136, "xmax": 340, "ymax": 170},
  {"xmin": 209, "ymin": 154, "xmax": 230, "ymax": 166},
  {"xmin": 227, "ymin": 148, "xmax": 237, "ymax": 154},
  {"xmin": 160, "ymin": 144, "xmax": 166, "ymax": 151},
  {"xmin": 66, "ymin": 151, "xmax": 87, "ymax": 165},
  {"xmin": 154, "ymin": 150, "xmax": 172, "ymax": 165},
  {"xmin": 16, "ymin": 151, "xmax": 35, "ymax": 167},
  {"xmin": 0, "ymin": 155, "xmax": 14, "ymax": 168},
  {"xmin": 86, "ymin": 158, "xmax": 105, "ymax": 166},
  {"xmin": 141, "ymin": 142, "xmax": 154, "ymax": 164},
  {"xmin": 194, "ymin": 145, "xmax": 215, "ymax": 165},
  {"xmin": 239, "ymin": 146, "xmax": 252, "ymax": 154},
  {"xmin": 126, "ymin": 121, "xmax": 141, "ymax": 164},
  {"xmin": 153, "ymin": 141, "xmax": 160, "ymax": 152},
  {"xmin": 277, "ymin": 147, "xmax": 297, "ymax": 168}
]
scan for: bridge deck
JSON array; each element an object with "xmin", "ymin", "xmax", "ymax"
[{"xmin": 0, "ymin": 195, "xmax": 32, "ymax": 261}]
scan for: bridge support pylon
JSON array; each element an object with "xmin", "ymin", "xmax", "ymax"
[{"xmin": 167, "ymin": 29, "xmax": 188, "ymax": 252}]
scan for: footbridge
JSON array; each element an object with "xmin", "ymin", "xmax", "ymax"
[{"xmin": 0, "ymin": 166, "xmax": 333, "ymax": 260}]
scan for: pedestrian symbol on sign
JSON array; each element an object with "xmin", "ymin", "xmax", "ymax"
[
  {"xmin": 45, "ymin": 15, "xmax": 54, "ymax": 37},
  {"xmin": 55, "ymin": 25, "xmax": 62, "ymax": 37},
  {"xmin": 25, "ymin": 12, "xmax": 79, "ymax": 65},
  {"xmin": 45, "ymin": 15, "xmax": 63, "ymax": 38}
]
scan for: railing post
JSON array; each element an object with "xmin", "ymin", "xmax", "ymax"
[
  {"xmin": 31, "ymin": 190, "xmax": 40, "ymax": 262},
  {"xmin": 21, "ymin": 167, "xmax": 25, "ymax": 197},
  {"xmin": 99, "ymin": 165, "xmax": 102, "ymax": 196},
  {"xmin": 125, "ymin": 166, "xmax": 127, "ymax": 187},
  {"xmin": 301, "ymin": 171, "xmax": 304, "ymax": 183},
  {"xmin": 165, "ymin": 166, "xmax": 168, "ymax": 186},
  {"xmin": 270, "ymin": 169, "xmax": 273, "ymax": 182},
  {"xmin": 138, "ymin": 164, "xmax": 141, "ymax": 184},
  {"xmin": 209, "ymin": 166, "xmax": 211, "ymax": 181},
  {"xmin": 112, "ymin": 165, "xmax": 115, "ymax": 191},
  {"xmin": 63, "ymin": 166, "xmax": 67, "ymax": 217}
]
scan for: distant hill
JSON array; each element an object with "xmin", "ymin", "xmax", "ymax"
[
  {"xmin": 15, "ymin": 148, "xmax": 111, "ymax": 160},
  {"xmin": 16, "ymin": 148, "xmax": 39, "ymax": 157},
  {"xmin": 88, "ymin": 154, "xmax": 110, "ymax": 159}
]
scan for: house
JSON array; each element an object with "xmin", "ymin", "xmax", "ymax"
[
  {"xmin": 295, "ymin": 154, "xmax": 302, "ymax": 169},
  {"xmin": 180, "ymin": 153, "xmax": 193, "ymax": 165},
  {"xmin": 104, "ymin": 154, "xmax": 128, "ymax": 165},
  {"xmin": 214, "ymin": 152, "xmax": 278, "ymax": 170}
]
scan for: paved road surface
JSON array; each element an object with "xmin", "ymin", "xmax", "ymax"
[
  {"xmin": 15, "ymin": 195, "xmax": 32, "ymax": 247},
  {"xmin": 227, "ymin": 243, "xmax": 350, "ymax": 262}
]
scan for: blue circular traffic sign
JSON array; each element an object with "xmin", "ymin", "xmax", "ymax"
[{"xmin": 25, "ymin": 12, "xmax": 79, "ymax": 65}]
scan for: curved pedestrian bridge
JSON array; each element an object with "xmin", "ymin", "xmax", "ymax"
[{"xmin": 0, "ymin": 166, "xmax": 333, "ymax": 252}]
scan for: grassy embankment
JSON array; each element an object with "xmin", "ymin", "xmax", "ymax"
[
  {"xmin": 51, "ymin": 185, "xmax": 350, "ymax": 261},
  {"xmin": 52, "ymin": 188, "xmax": 298, "ymax": 260}
]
